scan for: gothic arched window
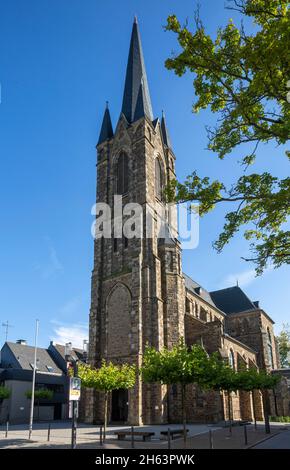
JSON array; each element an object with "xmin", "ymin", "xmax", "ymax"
[
  {"xmin": 116, "ymin": 152, "xmax": 128, "ymax": 195},
  {"xmin": 267, "ymin": 327, "xmax": 274, "ymax": 369},
  {"xmin": 229, "ymin": 349, "xmax": 235, "ymax": 369},
  {"xmin": 155, "ymin": 158, "xmax": 163, "ymax": 200}
]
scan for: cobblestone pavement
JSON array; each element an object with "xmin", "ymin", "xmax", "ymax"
[{"xmin": 0, "ymin": 421, "xmax": 288, "ymax": 449}]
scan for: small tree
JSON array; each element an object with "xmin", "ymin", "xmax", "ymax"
[
  {"xmin": 78, "ymin": 361, "xmax": 136, "ymax": 440},
  {"xmin": 204, "ymin": 357, "xmax": 238, "ymax": 432},
  {"xmin": 236, "ymin": 368, "xmax": 281, "ymax": 433},
  {"xmin": 142, "ymin": 339, "xmax": 210, "ymax": 442},
  {"xmin": 0, "ymin": 386, "xmax": 11, "ymax": 423},
  {"xmin": 0, "ymin": 386, "xmax": 10, "ymax": 401},
  {"xmin": 276, "ymin": 324, "xmax": 290, "ymax": 368},
  {"xmin": 25, "ymin": 389, "xmax": 53, "ymax": 421}
]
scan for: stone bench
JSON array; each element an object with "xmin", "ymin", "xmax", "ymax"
[{"xmin": 114, "ymin": 431, "xmax": 155, "ymax": 442}]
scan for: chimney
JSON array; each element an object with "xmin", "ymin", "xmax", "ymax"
[{"xmin": 16, "ymin": 339, "xmax": 27, "ymax": 346}]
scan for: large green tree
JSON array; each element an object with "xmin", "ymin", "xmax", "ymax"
[
  {"xmin": 142, "ymin": 340, "xmax": 226, "ymax": 442},
  {"xmin": 276, "ymin": 323, "xmax": 290, "ymax": 367},
  {"xmin": 165, "ymin": 0, "xmax": 290, "ymax": 274},
  {"xmin": 78, "ymin": 361, "xmax": 136, "ymax": 440}
]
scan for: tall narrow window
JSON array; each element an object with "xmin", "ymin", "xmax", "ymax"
[
  {"xmin": 229, "ymin": 350, "xmax": 235, "ymax": 369},
  {"xmin": 267, "ymin": 328, "xmax": 274, "ymax": 369},
  {"xmin": 155, "ymin": 158, "xmax": 162, "ymax": 200},
  {"xmin": 116, "ymin": 152, "xmax": 128, "ymax": 195}
]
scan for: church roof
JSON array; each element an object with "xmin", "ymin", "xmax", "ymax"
[
  {"xmin": 184, "ymin": 274, "xmax": 262, "ymax": 317},
  {"xmin": 184, "ymin": 273, "xmax": 216, "ymax": 308},
  {"xmin": 210, "ymin": 286, "xmax": 257, "ymax": 315},
  {"xmin": 98, "ymin": 104, "xmax": 114, "ymax": 145},
  {"xmin": 161, "ymin": 111, "xmax": 172, "ymax": 148},
  {"xmin": 121, "ymin": 18, "xmax": 153, "ymax": 123}
]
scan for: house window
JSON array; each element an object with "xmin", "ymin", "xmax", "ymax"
[
  {"xmin": 116, "ymin": 152, "xmax": 128, "ymax": 195},
  {"xmin": 155, "ymin": 158, "xmax": 163, "ymax": 200},
  {"xmin": 267, "ymin": 327, "xmax": 274, "ymax": 369}
]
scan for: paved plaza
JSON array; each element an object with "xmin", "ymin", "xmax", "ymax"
[{"xmin": 0, "ymin": 421, "xmax": 289, "ymax": 449}]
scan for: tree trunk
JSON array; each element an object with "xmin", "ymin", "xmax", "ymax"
[
  {"xmin": 252, "ymin": 391, "xmax": 257, "ymax": 430},
  {"xmin": 227, "ymin": 391, "xmax": 232, "ymax": 434},
  {"xmin": 167, "ymin": 385, "xmax": 171, "ymax": 424},
  {"xmin": 103, "ymin": 391, "xmax": 108, "ymax": 442},
  {"xmin": 262, "ymin": 389, "xmax": 271, "ymax": 434},
  {"xmin": 181, "ymin": 384, "xmax": 187, "ymax": 446}
]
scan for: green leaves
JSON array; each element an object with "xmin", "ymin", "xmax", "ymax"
[
  {"xmin": 165, "ymin": 0, "xmax": 290, "ymax": 274},
  {"xmin": 25, "ymin": 389, "xmax": 53, "ymax": 400},
  {"xmin": 77, "ymin": 361, "xmax": 136, "ymax": 393},
  {"xmin": 142, "ymin": 339, "xmax": 210, "ymax": 386},
  {"xmin": 142, "ymin": 340, "xmax": 281, "ymax": 392},
  {"xmin": 276, "ymin": 324, "xmax": 290, "ymax": 367},
  {"xmin": 0, "ymin": 386, "xmax": 11, "ymax": 400}
]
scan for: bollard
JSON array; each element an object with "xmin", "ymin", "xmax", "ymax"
[
  {"xmin": 47, "ymin": 423, "xmax": 51, "ymax": 442},
  {"xmin": 244, "ymin": 425, "xmax": 248, "ymax": 446},
  {"xmin": 100, "ymin": 425, "xmax": 103, "ymax": 446},
  {"xmin": 5, "ymin": 421, "xmax": 9, "ymax": 438},
  {"xmin": 167, "ymin": 428, "xmax": 171, "ymax": 450},
  {"xmin": 131, "ymin": 426, "xmax": 135, "ymax": 449},
  {"xmin": 209, "ymin": 429, "xmax": 214, "ymax": 449}
]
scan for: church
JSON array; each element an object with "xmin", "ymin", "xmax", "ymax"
[{"xmin": 84, "ymin": 19, "xmax": 288, "ymax": 425}]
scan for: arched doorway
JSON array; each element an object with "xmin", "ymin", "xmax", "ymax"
[{"xmin": 111, "ymin": 389, "xmax": 129, "ymax": 423}]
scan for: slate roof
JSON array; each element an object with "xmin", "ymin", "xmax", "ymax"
[
  {"xmin": 5, "ymin": 342, "xmax": 62, "ymax": 375},
  {"xmin": 98, "ymin": 104, "xmax": 114, "ymax": 145},
  {"xmin": 210, "ymin": 286, "xmax": 257, "ymax": 315},
  {"xmin": 121, "ymin": 18, "xmax": 153, "ymax": 123},
  {"xmin": 50, "ymin": 343, "xmax": 84, "ymax": 362},
  {"xmin": 184, "ymin": 273, "xmax": 217, "ymax": 308}
]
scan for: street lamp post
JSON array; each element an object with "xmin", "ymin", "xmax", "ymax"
[
  {"xmin": 28, "ymin": 319, "xmax": 39, "ymax": 440},
  {"xmin": 65, "ymin": 342, "xmax": 80, "ymax": 450}
]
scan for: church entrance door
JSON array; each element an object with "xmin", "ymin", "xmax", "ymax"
[{"xmin": 111, "ymin": 389, "xmax": 129, "ymax": 422}]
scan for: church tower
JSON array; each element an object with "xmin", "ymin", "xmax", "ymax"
[{"xmin": 86, "ymin": 18, "xmax": 185, "ymax": 425}]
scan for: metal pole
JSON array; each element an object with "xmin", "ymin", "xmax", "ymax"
[
  {"xmin": 28, "ymin": 319, "xmax": 39, "ymax": 440},
  {"xmin": 244, "ymin": 425, "xmax": 248, "ymax": 446},
  {"xmin": 167, "ymin": 428, "xmax": 171, "ymax": 450},
  {"xmin": 131, "ymin": 425, "xmax": 134, "ymax": 449},
  {"xmin": 100, "ymin": 425, "xmax": 103, "ymax": 446},
  {"xmin": 71, "ymin": 361, "xmax": 78, "ymax": 449},
  {"xmin": 47, "ymin": 423, "xmax": 51, "ymax": 442},
  {"xmin": 209, "ymin": 429, "xmax": 214, "ymax": 449},
  {"xmin": 5, "ymin": 421, "xmax": 9, "ymax": 438}
]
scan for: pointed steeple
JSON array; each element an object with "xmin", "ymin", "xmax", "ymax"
[
  {"xmin": 98, "ymin": 102, "xmax": 114, "ymax": 145},
  {"xmin": 121, "ymin": 19, "xmax": 153, "ymax": 123},
  {"xmin": 161, "ymin": 111, "xmax": 172, "ymax": 148}
]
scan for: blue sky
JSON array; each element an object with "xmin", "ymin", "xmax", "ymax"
[{"xmin": 0, "ymin": 0, "xmax": 289, "ymax": 348}]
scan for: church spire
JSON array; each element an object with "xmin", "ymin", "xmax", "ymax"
[
  {"xmin": 98, "ymin": 102, "xmax": 114, "ymax": 145},
  {"xmin": 161, "ymin": 111, "xmax": 172, "ymax": 148},
  {"xmin": 121, "ymin": 19, "xmax": 153, "ymax": 123}
]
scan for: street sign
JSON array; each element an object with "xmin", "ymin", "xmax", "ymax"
[{"xmin": 69, "ymin": 377, "xmax": 81, "ymax": 401}]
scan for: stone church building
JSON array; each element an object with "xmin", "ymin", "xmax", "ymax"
[{"xmin": 84, "ymin": 19, "xmax": 289, "ymax": 425}]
